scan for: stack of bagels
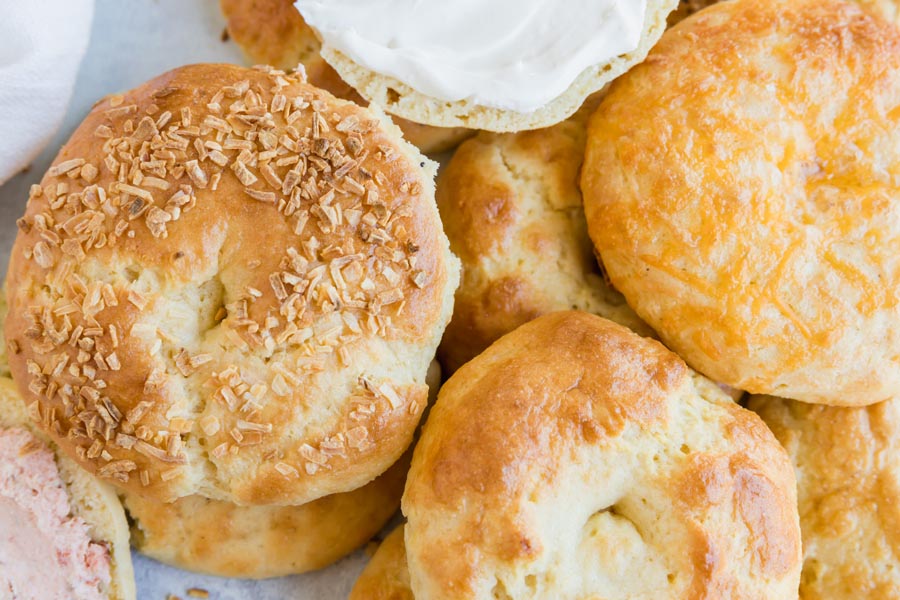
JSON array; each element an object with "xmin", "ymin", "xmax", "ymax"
[{"xmin": 3, "ymin": 0, "xmax": 900, "ymax": 598}]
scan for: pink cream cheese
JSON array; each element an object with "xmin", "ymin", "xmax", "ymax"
[{"xmin": 0, "ymin": 427, "xmax": 111, "ymax": 599}]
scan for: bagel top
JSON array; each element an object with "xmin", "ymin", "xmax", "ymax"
[
  {"xmin": 748, "ymin": 395, "xmax": 900, "ymax": 599},
  {"xmin": 5, "ymin": 63, "xmax": 459, "ymax": 505},
  {"xmin": 582, "ymin": 0, "xmax": 900, "ymax": 405},
  {"xmin": 402, "ymin": 311, "xmax": 800, "ymax": 599}
]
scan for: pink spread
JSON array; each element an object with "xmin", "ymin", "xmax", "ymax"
[{"xmin": 0, "ymin": 427, "xmax": 111, "ymax": 599}]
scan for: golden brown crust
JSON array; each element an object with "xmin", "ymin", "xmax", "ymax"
[
  {"xmin": 865, "ymin": 0, "xmax": 900, "ymax": 22},
  {"xmin": 349, "ymin": 526, "xmax": 413, "ymax": 600},
  {"xmin": 436, "ymin": 97, "xmax": 653, "ymax": 373},
  {"xmin": 125, "ymin": 453, "xmax": 408, "ymax": 579},
  {"xmin": 0, "ymin": 284, "xmax": 8, "ymax": 378},
  {"xmin": 124, "ymin": 359, "xmax": 440, "ymax": 578},
  {"xmin": 402, "ymin": 311, "xmax": 800, "ymax": 599},
  {"xmin": 219, "ymin": 0, "xmax": 474, "ymax": 153},
  {"xmin": 748, "ymin": 395, "xmax": 900, "ymax": 599},
  {"xmin": 220, "ymin": 0, "xmax": 320, "ymax": 69},
  {"xmin": 667, "ymin": 0, "xmax": 718, "ymax": 25},
  {"xmin": 5, "ymin": 63, "xmax": 459, "ymax": 505},
  {"xmin": 0, "ymin": 377, "xmax": 135, "ymax": 600},
  {"xmin": 582, "ymin": 0, "xmax": 900, "ymax": 405},
  {"xmin": 667, "ymin": 0, "xmax": 900, "ymax": 26}
]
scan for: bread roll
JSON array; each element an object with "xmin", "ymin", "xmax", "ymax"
[{"xmin": 435, "ymin": 97, "xmax": 653, "ymax": 373}]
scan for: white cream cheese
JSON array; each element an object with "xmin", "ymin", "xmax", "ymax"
[{"xmin": 294, "ymin": 0, "xmax": 648, "ymax": 113}]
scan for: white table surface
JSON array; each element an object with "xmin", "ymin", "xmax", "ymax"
[{"xmin": 0, "ymin": 1, "xmax": 386, "ymax": 598}]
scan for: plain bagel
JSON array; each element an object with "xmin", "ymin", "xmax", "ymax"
[{"xmin": 361, "ymin": 312, "xmax": 802, "ymax": 599}]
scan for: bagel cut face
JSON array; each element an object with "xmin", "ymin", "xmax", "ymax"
[
  {"xmin": 0, "ymin": 377, "xmax": 135, "ymax": 600},
  {"xmin": 748, "ymin": 395, "xmax": 900, "ymax": 599},
  {"xmin": 401, "ymin": 311, "xmax": 801, "ymax": 599},
  {"xmin": 5, "ymin": 63, "xmax": 459, "ymax": 505},
  {"xmin": 582, "ymin": 0, "xmax": 900, "ymax": 406},
  {"xmin": 317, "ymin": 0, "xmax": 679, "ymax": 133}
]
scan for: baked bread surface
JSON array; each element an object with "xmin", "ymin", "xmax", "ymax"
[
  {"xmin": 125, "ymin": 452, "xmax": 407, "ymax": 579},
  {"xmin": 123, "ymin": 359, "xmax": 440, "ymax": 578},
  {"xmin": 435, "ymin": 97, "xmax": 653, "ymax": 373},
  {"xmin": 401, "ymin": 311, "xmax": 801, "ymax": 599},
  {"xmin": 5, "ymin": 63, "xmax": 459, "ymax": 505},
  {"xmin": 582, "ymin": 0, "xmax": 900, "ymax": 405},
  {"xmin": 349, "ymin": 525, "xmax": 412, "ymax": 600},
  {"xmin": 749, "ymin": 395, "xmax": 900, "ymax": 599}
]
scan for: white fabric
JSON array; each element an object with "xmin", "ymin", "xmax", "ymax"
[{"xmin": 0, "ymin": 0, "xmax": 94, "ymax": 185}]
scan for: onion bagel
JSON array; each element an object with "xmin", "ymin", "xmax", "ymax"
[{"xmin": 4, "ymin": 63, "xmax": 459, "ymax": 505}]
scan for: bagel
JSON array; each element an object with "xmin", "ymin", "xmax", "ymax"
[
  {"xmin": 0, "ymin": 375, "xmax": 135, "ymax": 600},
  {"xmin": 219, "ymin": 0, "xmax": 474, "ymax": 154},
  {"xmin": 748, "ymin": 395, "xmax": 900, "ymax": 598},
  {"xmin": 124, "ymin": 453, "xmax": 407, "ymax": 579},
  {"xmin": 581, "ymin": 0, "xmax": 900, "ymax": 405},
  {"xmin": 668, "ymin": 0, "xmax": 900, "ymax": 26},
  {"xmin": 358, "ymin": 312, "xmax": 801, "ymax": 599},
  {"xmin": 349, "ymin": 525, "xmax": 411, "ymax": 600},
  {"xmin": 4, "ymin": 63, "xmax": 459, "ymax": 505},
  {"xmin": 123, "ymin": 359, "xmax": 440, "ymax": 578},
  {"xmin": 435, "ymin": 96, "xmax": 653, "ymax": 373},
  {"xmin": 305, "ymin": 1, "xmax": 678, "ymax": 132}
]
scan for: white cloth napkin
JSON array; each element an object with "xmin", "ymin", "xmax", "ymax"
[{"xmin": 0, "ymin": 0, "xmax": 94, "ymax": 185}]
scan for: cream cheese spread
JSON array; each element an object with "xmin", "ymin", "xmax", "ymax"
[
  {"xmin": 294, "ymin": 0, "xmax": 648, "ymax": 112},
  {"xmin": 0, "ymin": 428, "xmax": 111, "ymax": 600}
]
